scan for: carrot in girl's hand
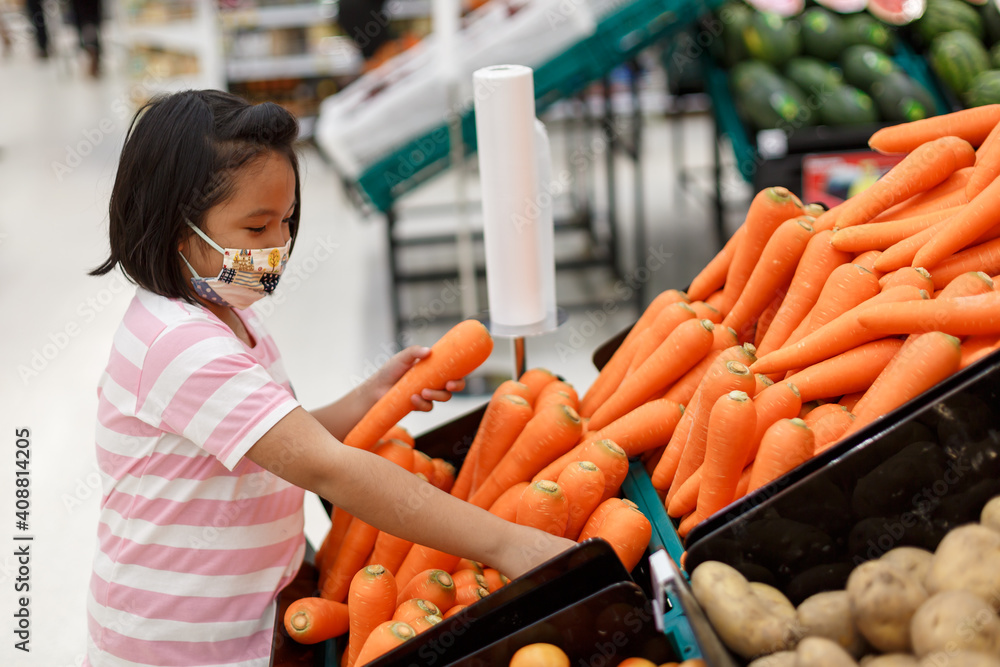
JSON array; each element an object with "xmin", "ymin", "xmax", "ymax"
[
  {"xmin": 459, "ymin": 394, "xmax": 533, "ymax": 499},
  {"xmin": 723, "ymin": 216, "xmax": 816, "ymax": 339},
  {"xmin": 345, "ymin": 564, "xmax": 397, "ymax": 667},
  {"xmin": 320, "ymin": 517, "xmax": 380, "ymax": 603},
  {"xmin": 938, "ymin": 271, "xmax": 995, "ymax": 298},
  {"xmin": 688, "ymin": 226, "xmax": 744, "ymax": 302},
  {"xmin": 868, "ymin": 105, "xmax": 1000, "ymax": 154},
  {"xmin": 927, "ymin": 238, "xmax": 1000, "ymax": 290},
  {"xmin": 812, "ymin": 407, "xmax": 857, "ymax": 454},
  {"xmin": 580, "ymin": 291, "xmax": 690, "ymax": 417},
  {"xmin": 284, "ymin": 597, "xmax": 349, "ymax": 645},
  {"xmin": 353, "ymin": 620, "xmax": 416, "ymax": 666},
  {"xmin": 487, "ymin": 481, "xmax": 530, "ymax": 522},
  {"xmin": 746, "ymin": 418, "xmax": 815, "ymax": 493},
  {"xmin": 831, "ymin": 206, "xmax": 964, "ymax": 253},
  {"xmin": 843, "ymin": 332, "xmax": 962, "ymax": 438},
  {"xmin": 816, "ymin": 136, "xmax": 976, "ymax": 232},
  {"xmin": 588, "ymin": 504, "xmax": 652, "ymax": 571},
  {"xmin": 857, "ymin": 292, "xmax": 1000, "ymax": 336},
  {"xmin": 392, "ymin": 598, "xmax": 440, "ymax": 626},
  {"xmin": 721, "ymin": 187, "xmax": 805, "ymax": 315},
  {"xmin": 516, "ymin": 480, "xmax": 570, "ymax": 537},
  {"xmin": 783, "ymin": 263, "xmax": 882, "ymax": 348},
  {"xmin": 557, "ymin": 461, "xmax": 606, "ymax": 541},
  {"xmin": 756, "ymin": 230, "xmax": 854, "ymax": 357},
  {"xmin": 783, "ymin": 338, "xmax": 905, "ymax": 403},
  {"xmin": 517, "ymin": 368, "xmax": 560, "ymax": 405},
  {"xmin": 395, "ymin": 568, "xmax": 457, "ymax": 611},
  {"xmin": 344, "ymin": 319, "xmax": 494, "ymax": 451},
  {"xmin": 625, "ymin": 302, "xmax": 699, "ymax": 374},
  {"xmin": 468, "ymin": 403, "xmax": 583, "ymax": 510},
  {"xmin": 589, "ymin": 318, "xmax": 716, "ymax": 431}
]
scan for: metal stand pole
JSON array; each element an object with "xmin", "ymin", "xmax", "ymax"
[{"xmin": 512, "ymin": 336, "xmax": 527, "ymax": 380}]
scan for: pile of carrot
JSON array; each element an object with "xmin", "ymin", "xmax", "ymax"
[
  {"xmin": 282, "ymin": 319, "xmax": 655, "ymax": 664},
  {"xmin": 576, "ymin": 104, "xmax": 1000, "ymax": 541}
]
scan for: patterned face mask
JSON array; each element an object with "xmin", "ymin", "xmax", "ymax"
[{"xmin": 178, "ymin": 220, "xmax": 290, "ymax": 310}]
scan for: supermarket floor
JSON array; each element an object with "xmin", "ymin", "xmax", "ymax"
[{"xmin": 0, "ymin": 35, "xmax": 748, "ymax": 667}]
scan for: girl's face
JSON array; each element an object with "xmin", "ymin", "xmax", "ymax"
[{"xmin": 180, "ymin": 150, "xmax": 296, "ymax": 283}]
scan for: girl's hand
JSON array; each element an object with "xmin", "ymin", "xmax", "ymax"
[{"xmin": 370, "ymin": 345, "xmax": 466, "ymax": 411}]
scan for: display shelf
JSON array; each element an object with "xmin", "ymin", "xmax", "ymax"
[
  {"xmin": 226, "ymin": 52, "xmax": 359, "ymax": 81},
  {"xmin": 219, "ymin": 1, "xmax": 337, "ymax": 30}
]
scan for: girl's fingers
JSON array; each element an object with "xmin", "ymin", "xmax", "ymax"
[{"xmin": 421, "ymin": 388, "xmax": 453, "ymax": 403}]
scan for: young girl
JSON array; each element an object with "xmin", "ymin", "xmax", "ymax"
[{"xmin": 85, "ymin": 89, "xmax": 574, "ymax": 667}]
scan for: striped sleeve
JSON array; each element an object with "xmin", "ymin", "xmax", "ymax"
[{"xmin": 135, "ymin": 320, "xmax": 299, "ymax": 470}]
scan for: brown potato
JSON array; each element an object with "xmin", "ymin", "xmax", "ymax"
[
  {"xmin": 917, "ymin": 652, "xmax": 1000, "ymax": 667},
  {"xmin": 795, "ymin": 636, "xmax": 859, "ymax": 667},
  {"xmin": 910, "ymin": 591, "xmax": 1000, "ymax": 658},
  {"xmin": 752, "ymin": 583, "xmax": 799, "ymax": 617},
  {"xmin": 882, "ymin": 547, "xmax": 935, "ymax": 586},
  {"xmin": 798, "ymin": 590, "xmax": 868, "ymax": 658},
  {"xmin": 925, "ymin": 525, "xmax": 1000, "ymax": 611},
  {"xmin": 860, "ymin": 654, "xmax": 919, "ymax": 667},
  {"xmin": 980, "ymin": 497, "xmax": 1000, "ymax": 535},
  {"xmin": 691, "ymin": 561, "xmax": 801, "ymax": 660},
  {"xmin": 750, "ymin": 651, "xmax": 797, "ymax": 667},
  {"xmin": 847, "ymin": 560, "xmax": 928, "ymax": 653}
]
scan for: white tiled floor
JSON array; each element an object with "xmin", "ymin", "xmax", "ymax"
[{"xmin": 0, "ymin": 31, "xmax": 744, "ymax": 666}]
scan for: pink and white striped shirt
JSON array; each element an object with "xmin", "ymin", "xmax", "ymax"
[{"xmin": 86, "ymin": 288, "xmax": 305, "ymax": 667}]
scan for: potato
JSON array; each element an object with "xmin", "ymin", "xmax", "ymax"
[
  {"xmin": 750, "ymin": 651, "xmax": 797, "ymax": 667},
  {"xmin": 795, "ymin": 636, "xmax": 858, "ymax": 667},
  {"xmin": 690, "ymin": 561, "xmax": 802, "ymax": 659},
  {"xmin": 798, "ymin": 591, "xmax": 868, "ymax": 658},
  {"xmin": 910, "ymin": 590, "xmax": 1000, "ymax": 658},
  {"xmin": 753, "ymin": 583, "xmax": 799, "ymax": 617},
  {"xmin": 882, "ymin": 547, "xmax": 935, "ymax": 585},
  {"xmin": 925, "ymin": 525, "xmax": 1000, "ymax": 610},
  {"xmin": 980, "ymin": 497, "xmax": 1000, "ymax": 535},
  {"xmin": 847, "ymin": 559, "xmax": 928, "ymax": 653},
  {"xmin": 917, "ymin": 652, "xmax": 1000, "ymax": 667},
  {"xmin": 860, "ymin": 654, "xmax": 919, "ymax": 667}
]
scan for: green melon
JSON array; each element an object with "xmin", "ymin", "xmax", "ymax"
[
  {"xmin": 743, "ymin": 11, "xmax": 803, "ymax": 66},
  {"xmin": 929, "ymin": 29, "xmax": 992, "ymax": 97},
  {"xmin": 965, "ymin": 69, "xmax": 1000, "ymax": 106}
]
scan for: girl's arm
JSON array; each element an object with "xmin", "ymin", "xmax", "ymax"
[
  {"xmin": 246, "ymin": 407, "xmax": 574, "ymax": 579},
  {"xmin": 308, "ymin": 346, "xmax": 462, "ymax": 441}
]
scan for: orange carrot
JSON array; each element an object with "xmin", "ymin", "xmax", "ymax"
[
  {"xmin": 744, "ymin": 381, "xmax": 801, "ymax": 466},
  {"xmin": 723, "ymin": 216, "xmax": 816, "ymax": 338},
  {"xmin": 960, "ymin": 333, "xmax": 1000, "ymax": 369},
  {"xmin": 381, "ymin": 425, "xmax": 415, "ymax": 447},
  {"xmin": 853, "ymin": 250, "xmax": 884, "ymax": 278},
  {"xmin": 487, "ymin": 481, "xmax": 530, "ymax": 522},
  {"xmin": 873, "ymin": 215, "xmax": 953, "ymax": 273},
  {"xmin": 454, "ymin": 585, "xmax": 490, "ymax": 607},
  {"xmin": 857, "ymin": 292, "xmax": 1000, "ymax": 336},
  {"xmin": 442, "ymin": 605, "xmax": 466, "ymax": 619},
  {"xmin": 733, "ymin": 464, "xmax": 753, "ymax": 500},
  {"xmin": 914, "ymin": 172, "xmax": 1000, "ymax": 270},
  {"xmin": 661, "ymin": 327, "xmax": 742, "ymax": 405},
  {"xmin": 968, "ymin": 117, "xmax": 1000, "ymax": 199},
  {"xmin": 575, "ymin": 438, "xmax": 629, "ymax": 502},
  {"xmin": 284, "ymin": 597, "xmax": 350, "ymax": 645},
  {"xmin": 783, "ymin": 263, "xmax": 882, "ymax": 348},
  {"xmin": 666, "ymin": 359, "xmax": 755, "ymax": 500},
  {"xmin": 868, "ymin": 105, "xmax": 1000, "ymax": 154},
  {"xmin": 752, "ymin": 285, "xmax": 926, "ymax": 375},
  {"xmin": 516, "ymin": 480, "xmax": 570, "ymax": 537},
  {"xmin": 468, "ymin": 403, "xmax": 583, "ymax": 509},
  {"xmin": 518, "ymin": 368, "xmax": 560, "ymax": 405},
  {"xmin": 450, "ymin": 569, "xmax": 487, "ymax": 592},
  {"xmin": 578, "ymin": 497, "xmax": 629, "ymax": 541},
  {"xmin": 812, "ymin": 407, "xmax": 857, "ymax": 454},
  {"xmin": 873, "ymin": 167, "xmax": 972, "ymax": 223},
  {"xmin": 626, "ymin": 302, "xmax": 699, "ymax": 373},
  {"xmin": 816, "ymin": 137, "xmax": 975, "ymax": 231},
  {"xmin": 372, "ymin": 439, "xmax": 416, "ymax": 472},
  {"xmin": 753, "ymin": 373, "xmax": 775, "ymax": 397},
  {"xmin": 746, "ymin": 418, "xmax": 815, "ymax": 493},
  {"xmin": 831, "ymin": 205, "xmax": 965, "ymax": 253},
  {"xmin": 756, "ymin": 230, "xmax": 853, "ymax": 356},
  {"xmin": 316, "ymin": 507, "xmax": 353, "ymax": 582},
  {"xmin": 411, "ymin": 450, "xmax": 435, "ymax": 481},
  {"xmin": 557, "ymin": 461, "xmax": 607, "ymax": 541},
  {"xmin": 688, "ymin": 391, "xmax": 757, "ymax": 523},
  {"xmin": 368, "ymin": 529, "xmax": 413, "ymax": 576},
  {"xmin": 927, "ymin": 238, "xmax": 1000, "ymax": 290},
  {"xmin": 320, "ymin": 517, "xmax": 380, "ymax": 603},
  {"xmin": 428, "ymin": 458, "xmax": 455, "ymax": 492},
  {"xmin": 588, "ymin": 504, "xmax": 652, "ymax": 571},
  {"xmin": 802, "ymin": 402, "xmax": 850, "ymax": 429},
  {"xmin": 481, "ymin": 568, "xmax": 508, "ymax": 592},
  {"xmin": 881, "ymin": 267, "xmax": 934, "ymax": 293},
  {"xmin": 690, "ymin": 300, "xmax": 723, "ymax": 324},
  {"xmin": 839, "ymin": 391, "xmax": 864, "ymax": 411},
  {"xmin": 843, "ymin": 332, "xmax": 962, "ymax": 437},
  {"xmin": 534, "ymin": 380, "xmax": 580, "ymax": 413},
  {"xmin": 392, "ymin": 598, "xmax": 440, "ymax": 626},
  {"xmin": 393, "ymin": 546, "xmax": 461, "ymax": 594},
  {"xmin": 667, "ymin": 463, "xmax": 702, "ymax": 519},
  {"xmin": 688, "ymin": 226, "xmax": 744, "ymax": 302},
  {"xmin": 395, "ymin": 568, "xmax": 457, "ymax": 611},
  {"xmin": 409, "ymin": 614, "xmax": 443, "ymax": 635},
  {"xmin": 353, "ymin": 620, "xmax": 415, "ymax": 666},
  {"xmin": 345, "ymin": 564, "xmax": 397, "ymax": 667},
  {"xmin": 576, "ymin": 398, "xmax": 684, "ymax": 458},
  {"xmin": 938, "ymin": 271, "xmax": 995, "ymax": 298},
  {"xmin": 452, "ymin": 558, "xmax": 483, "ymax": 574},
  {"xmin": 345, "ymin": 319, "xmax": 494, "ymax": 451},
  {"xmin": 721, "ymin": 187, "xmax": 805, "ymax": 314},
  {"xmin": 705, "ymin": 288, "xmax": 727, "ymax": 310},
  {"xmin": 580, "ymin": 291, "xmax": 690, "ymax": 416},
  {"xmin": 460, "ymin": 394, "xmax": 532, "ymax": 499},
  {"xmin": 589, "ymin": 318, "xmax": 716, "ymax": 430},
  {"xmin": 753, "ymin": 292, "xmax": 785, "ymax": 349},
  {"xmin": 783, "ymin": 338, "xmax": 905, "ymax": 403}
]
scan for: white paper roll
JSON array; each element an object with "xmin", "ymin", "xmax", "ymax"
[{"xmin": 474, "ymin": 64, "xmax": 557, "ymax": 329}]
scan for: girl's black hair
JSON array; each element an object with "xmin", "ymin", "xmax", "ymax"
[{"xmin": 91, "ymin": 89, "xmax": 301, "ymax": 303}]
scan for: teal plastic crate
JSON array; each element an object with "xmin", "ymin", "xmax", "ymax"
[{"xmin": 353, "ymin": 0, "xmax": 726, "ymax": 212}]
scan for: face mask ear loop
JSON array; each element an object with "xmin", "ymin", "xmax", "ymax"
[
  {"xmin": 185, "ymin": 219, "xmax": 226, "ymax": 254},
  {"xmin": 177, "ymin": 250, "xmax": 204, "ymax": 281}
]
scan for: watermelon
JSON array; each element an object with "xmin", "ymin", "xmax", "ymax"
[
  {"xmin": 867, "ymin": 0, "xmax": 927, "ymax": 26},
  {"xmin": 982, "ymin": 0, "xmax": 1000, "ymax": 45},
  {"xmin": 800, "ymin": 7, "xmax": 850, "ymax": 61},
  {"xmin": 870, "ymin": 71, "xmax": 936, "ymax": 121},
  {"xmin": 785, "ymin": 56, "xmax": 845, "ymax": 94},
  {"xmin": 743, "ymin": 11, "xmax": 803, "ymax": 66},
  {"xmin": 819, "ymin": 84, "xmax": 881, "ymax": 125},
  {"xmin": 965, "ymin": 69, "xmax": 1000, "ymax": 105},
  {"xmin": 844, "ymin": 13, "xmax": 896, "ymax": 52},
  {"xmin": 991, "ymin": 42, "xmax": 1000, "ymax": 68},
  {"xmin": 916, "ymin": 0, "xmax": 986, "ymax": 43},
  {"xmin": 714, "ymin": 2, "xmax": 755, "ymax": 67},
  {"xmin": 929, "ymin": 29, "xmax": 992, "ymax": 96},
  {"xmin": 841, "ymin": 44, "xmax": 901, "ymax": 92}
]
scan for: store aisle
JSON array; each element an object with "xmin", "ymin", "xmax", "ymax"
[{"xmin": 0, "ymin": 39, "xmax": 731, "ymax": 666}]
